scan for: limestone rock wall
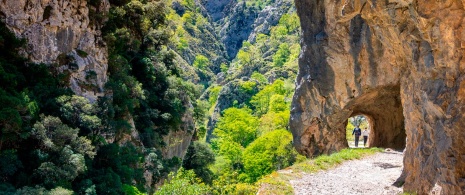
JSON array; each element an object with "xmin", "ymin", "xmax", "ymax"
[
  {"xmin": 218, "ymin": 1, "xmax": 258, "ymax": 59},
  {"xmin": 291, "ymin": 0, "xmax": 465, "ymax": 193},
  {"xmin": 0, "ymin": 0, "xmax": 109, "ymax": 102},
  {"xmin": 162, "ymin": 106, "xmax": 195, "ymax": 159},
  {"xmin": 247, "ymin": 0, "xmax": 293, "ymax": 43}
]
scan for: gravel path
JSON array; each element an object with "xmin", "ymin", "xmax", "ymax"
[{"xmin": 290, "ymin": 150, "xmax": 404, "ymax": 195}]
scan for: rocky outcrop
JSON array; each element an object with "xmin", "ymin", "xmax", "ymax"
[
  {"xmin": 218, "ymin": 1, "xmax": 258, "ymax": 59},
  {"xmin": 0, "ymin": 0, "xmax": 108, "ymax": 102},
  {"xmin": 169, "ymin": 0, "xmax": 229, "ymax": 75},
  {"xmin": 199, "ymin": 0, "xmax": 294, "ymax": 60},
  {"xmin": 200, "ymin": 0, "xmax": 234, "ymax": 22},
  {"xmin": 291, "ymin": 0, "xmax": 465, "ymax": 194},
  {"xmin": 162, "ymin": 107, "xmax": 195, "ymax": 159},
  {"xmin": 247, "ymin": 0, "xmax": 293, "ymax": 43}
]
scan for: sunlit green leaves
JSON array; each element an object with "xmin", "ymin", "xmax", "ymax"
[
  {"xmin": 155, "ymin": 168, "xmax": 211, "ymax": 195},
  {"xmin": 272, "ymin": 43, "xmax": 290, "ymax": 67},
  {"xmin": 214, "ymin": 108, "xmax": 259, "ymax": 147},
  {"xmin": 193, "ymin": 55, "xmax": 210, "ymax": 70},
  {"xmin": 250, "ymin": 79, "xmax": 289, "ymax": 116},
  {"xmin": 242, "ymin": 130, "xmax": 296, "ymax": 183}
]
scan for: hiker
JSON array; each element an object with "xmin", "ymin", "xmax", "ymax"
[
  {"xmin": 352, "ymin": 126, "xmax": 362, "ymax": 147},
  {"xmin": 362, "ymin": 127, "xmax": 369, "ymax": 147}
]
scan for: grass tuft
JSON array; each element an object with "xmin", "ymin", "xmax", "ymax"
[{"xmin": 401, "ymin": 192, "xmax": 417, "ymax": 195}]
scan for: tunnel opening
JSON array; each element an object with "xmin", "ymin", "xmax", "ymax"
[
  {"xmin": 346, "ymin": 115, "xmax": 371, "ymax": 148},
  {"xmin": 342, "ymin": 85, "xmax": 406, "ymax": 150}
]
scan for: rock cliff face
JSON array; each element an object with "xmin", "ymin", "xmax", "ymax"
[
  {"xmin": 201, "ymin": 0, "xmax": 294, "ymax": 59},
  {"xmin": 162, "ymin": 108, "xmax": 195, "ymax": 159},
  {"xmin": 0, "ymin": 0, "xmax": 195, "ymax": 162},
  {"xmin": 0, "ymin": 0, "xmax": 108, "ymax": 102},
  {"xmin": 200, "ymin": 0, "xmax": 234, "ymax": 22},
  {"xmin": 218, "ymin": 1, "xmax": 258, "ymax": 59},
  {"xmin": 291, "ymin": 0, "xmax": 465, "ymax": 193},
  {"xmin": 247, "ymin": 0, "xmax": 293, "ymax": 43}
]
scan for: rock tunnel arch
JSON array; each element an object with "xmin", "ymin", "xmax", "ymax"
[
  {"xmin": 343, "ymin": 85, "xmax": 406, "ymax": 150},
  {"xmin": 292, "ymin": 0, "xmax": 465, "ymax": 193}
]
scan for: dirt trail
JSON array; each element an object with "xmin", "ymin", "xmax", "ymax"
[{"xmin": 290, "ymin": 150, "xmax": 404, "ymax": 195}]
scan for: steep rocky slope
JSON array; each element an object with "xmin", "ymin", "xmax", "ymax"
[
  {"xmin": 202, "ymin": 0, "xmax": 298, "ymax": 142},
  {"xmin": 0, "ymin": 0, "xmax": 198, "ymax": 192},
  {"xmin": 201, "ymin": 0, "xmax": 294, "ymax": 60},
  {"xmin": 0, "ymin": 0, "xmax": 108, "ymax": 102},
  {"xmin": 290, "ymin": 0, "xmax": 465, "ymax": 193},
  {"xmin": 0, "ymin": 0, "xmax": 297, "ymax": 192}
]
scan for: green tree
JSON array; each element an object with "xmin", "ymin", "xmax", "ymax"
[
  {"xmin": 48, "ymin": 187, "xmax": 74, "ymax": 195},
  {"xmin": 220, "ymin": 63, "xmax": 228, "ymax": 73},
  {"xmin": 268, "ymin": 94, "xmax": 288, "ymax": 113},
  {"xmin": 214, "ymin": 108, "xmax": 259, "ymax": 147},
  {"xmin": 217, "ymin": 140, "xmax": 243, "ymax": 166},
  {"xmin": 182, "ymin": 141, "xmax": 215, "ymax": 184},
  {"xmin": 31, "ymin": 115, "xmax": 95, "ymax": 188},
  {"xmin": 272, "ymin": 43, "xmax": 290, "ymax": 67},
  {"xmin": 56, "ymin": 95, "xmax": 102, "ymax": 136},
  {"xmin": 239, "ymin": 81, "xmax": 257, "ymax": 94},
  {"xmin": 278, "ymin": 13, "xmax": 300, "ymax": 33},
  {"xmin": 250, "ymin": 79, "xmax": 287, "ymax": 116},
  {"xmin": 208, "ymin": 86, "xmax": 222, "ymax": 105},
  {"xmin": 193, "ymin": 55, "xmax": 210, "ymax": 70},
  {"xmin": 271, "ymin": 25, "xmax": 288, "ymax": 39},
  {"xmin": 236, "ymin": 49, "xmax": 251, "ymax": 66},
  {"xmin": 251, "ymin": 72, "xmax": 268, "ymax": 84},
  {"xmin": 242, "ymin": 130, "xmax": 297, "ymax": 183},
  {"xmin": 155, "ymin": 168, "xmax": 211, "ymax": 195},
  {"xmin": 258, "ymin": 111, "xmax": 290, "ymax": 135},
  {"xmin": 349, "ymin": 115, "xmax": 367, "ymax": 127},
  {"xmin": 180, "ymin": 0, "xmax": 195, "ymax": 9},
  {"xmin": 122, "ymin": 184, "xmax": 145, "ymax": 195},
  {"xmin": 182, "ymin": 11, "xmax": 195, "ymax": 26}
]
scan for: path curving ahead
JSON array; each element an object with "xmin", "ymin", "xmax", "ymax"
[{"xmin": 290, "ymin": 150, "xmax": 404, "ymax": 195}]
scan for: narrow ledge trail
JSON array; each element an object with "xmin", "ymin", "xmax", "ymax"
[{"xmin": 290, "ymin": 150, "xmax": 404, "ymax": 195}]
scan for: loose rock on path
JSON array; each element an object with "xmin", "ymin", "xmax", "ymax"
[{"xmin": 290, "ymin": 150, "xmax": 404, "ymax": 195}]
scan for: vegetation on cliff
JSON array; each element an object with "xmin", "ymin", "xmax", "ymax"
[
  {"xmin": 0, "ymin": 0, "xmax": 304, "ymax": 194},
  {"xmin": 0, "ymin": 0, "xmax": 202, "ymax": 194},
  {"xmin": 161, "ymin": 0, "xmax": 304, "ymax": 194}
]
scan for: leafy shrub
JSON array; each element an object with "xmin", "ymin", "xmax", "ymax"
[
  {"xmin": 272, "ymin": 43, "xmax": 290, "ymax": 67},
  {"xmin": 251, "ymin": 72, "xmax": 268, "ymax": 84},
  {"xmin": 250, "ymin": 79, "xmax": 288, "ymax": 116},
  {"xmin": 76, "ymin": 49, "xmax": 89, "ymax": 58},
  {"xmin": 208, "ymin": 86, "xmax": 222, "ymax": 105},
  {"xmin": 122, "ymin": 184, "xmax": 145, "ymax": 195},
  {"xmin": 193, "ymin": 55, "xmax": 210, "ymax": 70},
  {"xmin": 233, "ymin": 183, "xmax": 258, "ymax": 195},
  {"xmin": 183, "ymin": 141, "xmax": 215, "ymax": 184},
  {"xmin": 177, "ymin": 37, "xmax": 189, "ymax": 51},
  {"xmin": 239, "ymin": 81, "xmax": 257, "ymax": 94},
  {"xmin": 214, "ymin": 107, "xmax": 258, "ymax": 147},
  {"xmin": 155, "ymin": 168, "xmax": 211, "ymax": 195},
  {"xmin": 242, "ymin": 130, "xmax": 296, "ymax": 183}
]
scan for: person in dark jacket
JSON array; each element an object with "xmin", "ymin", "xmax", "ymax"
[{"xmin": 352, "ymin": 126, "xmax": 362, "ymax": 147}]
